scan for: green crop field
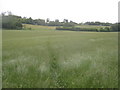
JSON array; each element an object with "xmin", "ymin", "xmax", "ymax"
[{"xmin": 2, "ymin": 29, "xmax": 118, "ymax": 88}]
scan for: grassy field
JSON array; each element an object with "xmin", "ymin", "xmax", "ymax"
[
  {"xmin": 2, "ymin": 29, "xmax": 118, "ymax": 88},
  {"xmin": 75, "ymin": 25, "xmax": 110, "ymax": 29},
  {"xmin": 23, "ymin": 24, "xmax": 56, "ymax": 30}
]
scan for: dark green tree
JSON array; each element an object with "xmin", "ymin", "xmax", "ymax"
[
  {"xmin": 2, "ymin": 12, "xmax": 22, "ymax": 29},
  {"xmin": 111, "ymin": 23, "xmax": 120, "ymax": 31}
]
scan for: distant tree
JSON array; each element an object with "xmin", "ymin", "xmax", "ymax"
[
  {"xmin": 46, "ymin": 18, "xmax": 50, "ymax": 23},
  {"xmin": 94, "ymin": 22, "xmax": 101, "ymax": 25},
  {"xmin": 26, "ymin": 17, "xmax": 33, "ymax": 24},
  {"xmin": 21, "ymin": 17, "xmax": 27, "ymax": 24},
  {"xmin": 111, "ymin": 23, "xmax": 120, "ymax": 31},
  {"xmin": 2, "ymin": 13, "xmax": 22, "ymax": 29},
  {"xmin": 54, "ymin": 19, "xmax": 62, "ymax": 26},
  {"xmin": 63, "ymin": 19, "xmax": 68, "ymax": 23},
  {"xmin": 34, "ymin": 19, "xmax": 45, "ymax": 25},
  {"xmin": 55, "ymin": 19, "xmax": 59, "ymax": 23},
  {"xmin": 48, "ymin": 21, "xmax": 56, "ymax": 26},
  {"xmin": 84, "ymin": 21, "xmax": 112, "ymax": 26}
]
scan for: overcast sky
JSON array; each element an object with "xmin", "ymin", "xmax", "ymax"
[{"xmin": 1, "ymin": 0, "xmax": 119, "ymax": 23}]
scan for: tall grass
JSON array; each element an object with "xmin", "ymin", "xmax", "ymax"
[{"xmin": 2, "ymin": 30, "xmax": 118, "ymax": 88}]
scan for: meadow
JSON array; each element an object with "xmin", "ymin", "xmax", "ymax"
[{"xmin": 2, "ymin": 26, "xmax": 118, "ymax": 88}]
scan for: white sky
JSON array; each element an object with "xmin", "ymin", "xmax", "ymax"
[{"xmin": 1, "ymin": 0, "xmax": 119, "ymax": 23}]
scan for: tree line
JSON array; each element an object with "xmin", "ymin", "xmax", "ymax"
[
  {"xmin": 84, "ymin": 22, "xmax": 112, "ymax": 26},
  {"xmin": 1, "ymin": 11, "xmax": 119, "ymax": 32},
  {"xmin": 56, "ymin": 23, "xmax": 120, "ymax": 32},
  {"xmin": 1, "ymin": 12, "xmax": 76, "ymax": 29}
]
